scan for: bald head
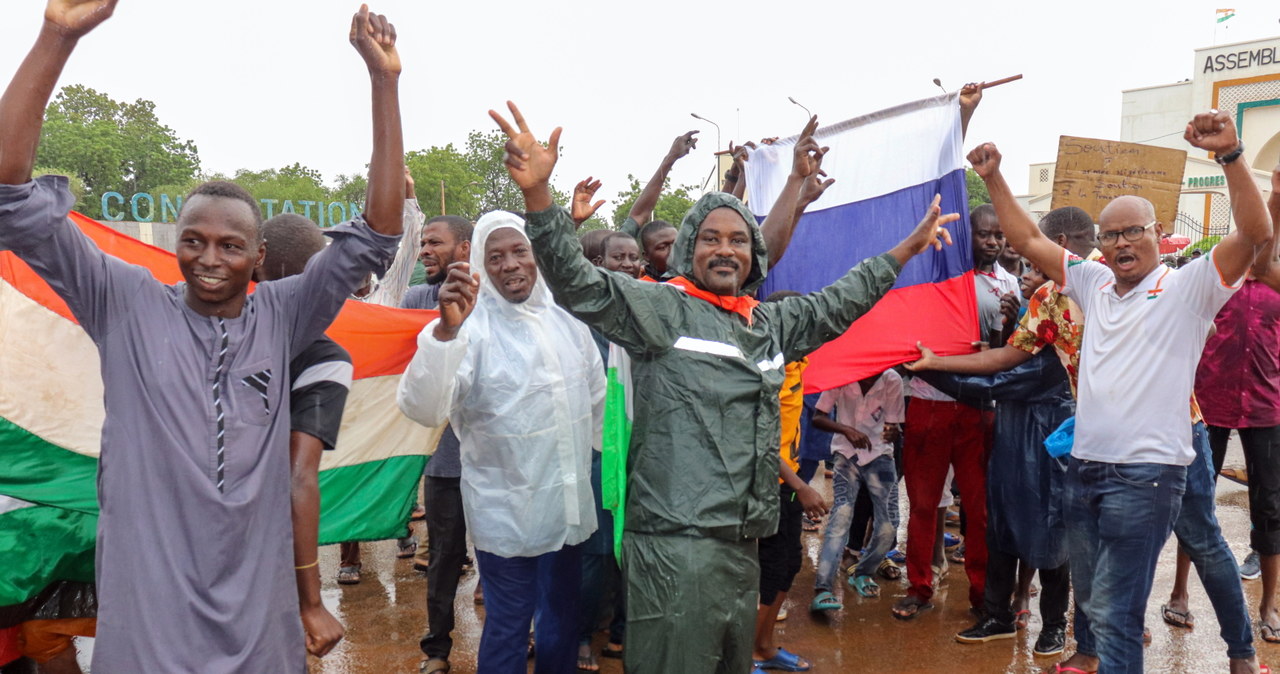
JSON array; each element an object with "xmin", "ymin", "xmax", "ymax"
[{"xmin": 1099, "ymin": 195, "xmax": 1156, "ymax": 227}]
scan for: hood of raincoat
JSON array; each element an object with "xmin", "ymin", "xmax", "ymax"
[
  {"xmin": 667, "ymin": 192, "xmax": 769, "ymax": 296},
  {"xmin": 471, "ymin": 210, "xmax": 553, "ymax": 314}
]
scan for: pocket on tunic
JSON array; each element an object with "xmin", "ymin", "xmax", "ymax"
[{"xmin": 230, "ymin": 361, "xmax": 276, "ymax": 426}]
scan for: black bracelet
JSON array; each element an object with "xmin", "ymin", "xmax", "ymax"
[
  {"xmin": 1216, "ymin": 141, "xmax": 1245, "ymax": 166},
  {"xmin": 723, "ymin": 172, "xmax": 740, "ymax": 182}
]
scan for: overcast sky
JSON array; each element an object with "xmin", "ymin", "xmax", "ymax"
[{"xmin": 2, "ymin": 0, "xmax": 1277, "ymax": 219}]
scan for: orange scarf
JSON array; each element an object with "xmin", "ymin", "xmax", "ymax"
[{"xmin": 665, "ymin": 276, "xmax": 760, "ymax": 324}]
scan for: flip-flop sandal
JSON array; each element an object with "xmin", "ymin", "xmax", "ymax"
[
  {"xmin": 576, "ymin": 650, "xmax": 599, "ymax": 672},
  {"xmin": 337, "ymin": 563, "xmax": 361, "ymax": 585},
  {"xmin": 397, "ymin": 537, "xmax": 418, "ymax": 559},
  {"xmin": 891, "ymin": 595, "xmax": 933, "ymax": 621},
  {"xmin": 419, "ymin": 658, "xmax": 450, "ymax": 674},
  {"xmin": 850, "ymin": 575, "xmax": 880, "ymax": 598},
  {"xmin": 1262, "ymin": 622, "xmax": 1280, "ymax": 643},
  {"xmin": 1049, "ymin": 666, "xmax": 1096, "ymax": 674},
  {"xmin": 878, "ymin": 558, "xmax": 903, "ymax": 580},
  {"xmin": 754, "ymin": 647, "xmax": 811, "ymax": 672},
  {"xmin": 600, "ymin": 643, "xmax": 623, "ymax": 659},
  {"xmin": 1161, "ymin": 603, "xmax": 1194, "ymax": 629},
  {"xmin": 810, "ymin": 590, "xmax": 842, "ymax": 612},
  {"xmin": 1015, "ymin": 609, "xmax": 1031, "ymax": 630}
]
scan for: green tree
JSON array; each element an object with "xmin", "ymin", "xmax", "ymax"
[
  {"xmin": 232, "ymin": 163, "xmax": 330, "ymax": 220},
  {"xmin": 610, "ymin": 175, "xmax": 698, "ymax": 228},
  {"xmin": 405, "ymin": 144, "xmax": 481, "ymax": 219},
  {"xmin": 965, "ymin": 168, "xmax": 990, "ymax": 210},
  {"xmin": 37, "ymin": 85, "xmax": 200, "ymax": 217},
  {"xmin": 331, "ymin": 173, "xmax": 368, "ymax": 208}
]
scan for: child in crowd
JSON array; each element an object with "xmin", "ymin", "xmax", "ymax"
[{"xmin": 810, "ymin": 369, "xmax": 905, "ymax": 609}]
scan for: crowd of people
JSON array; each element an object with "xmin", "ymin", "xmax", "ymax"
[{"xmin": 2, "ymin": 2, "xmax": 1280, "ymax": 674}]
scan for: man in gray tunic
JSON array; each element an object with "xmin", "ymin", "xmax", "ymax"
[{"xmin": 0, "ymin": 2, "xmax": 407, "ymax": 671}]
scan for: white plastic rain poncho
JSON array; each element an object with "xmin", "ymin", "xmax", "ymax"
[{"xmin": 397, "ymin": 211, "xmax": 604, "ymax": 558}]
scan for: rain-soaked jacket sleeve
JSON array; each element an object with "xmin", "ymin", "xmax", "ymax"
[
  {"xmin": 771, "ymin": 253, "xmax": 902, "ymax": 361},
  {"xmin": 525, "ymin": 205, "xmax": 681, "ymax": 355},
  {"xmin": 397, "ymin": 318, "xmax": 473, "ymax": 428}
]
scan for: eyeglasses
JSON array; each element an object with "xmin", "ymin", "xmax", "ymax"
[{"xmin": 1097, "ymin": 221, "xmax": 1156, "ymax": 245}]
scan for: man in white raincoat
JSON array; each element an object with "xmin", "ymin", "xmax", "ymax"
[{"xmin": 397, "ymin": 211, "xmax": 605, "ymax": 674}]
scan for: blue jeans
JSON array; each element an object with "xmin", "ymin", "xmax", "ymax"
[
  {"xmin": 476, "ymin": 544, "xmax": 583, "ymax": 674},
  {"xmin": 814, "ymin": 453, "xmax": 896, "ymax": 590},
  {"xmin": 1173, "ymin": 422, "xmax": 1254, "ymax": 659},
  {"xmin": 1067, "ymin": 458, "xmax": 1185, "ymax": 674}
]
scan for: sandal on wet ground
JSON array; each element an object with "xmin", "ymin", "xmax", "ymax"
[
  {"xmin": 891, "ymin": 594, "xmax": 933, "ymax": 621},
  {"xmin": 397, "ymin": 536, "xmax": 418, "ymax": 559},
  {"xmin": 810, "ymin": 590, "xmax": 842, "ymax": 612},
  {"xmin": 1161, "ymin": 603, "xmax": 1194, "ymax": 629},
  {"xmin": 850, "ymin": 575, "xmax": 880, "ymax": 598},
  {"xmin": 576, "ymin": 645, "xmax": 599, "ymax": 671},
  {"xmin": 1261, "ymin": 621, "xmax": 1280, "ymax": 643},
  {"xmin": 1048, "ymin": 666, "xmax": 1096, "ymax": 674},
  {"xmin": 754, "ymin": 647, "xmax": 811, "ymax": 672},
  {"xmin": 1015, "ymin": 609, "xmax": 1031, "ymax": 630},
  {"xmin": 600, "ymin": 642, "xmax": 623, "ymax": 659},
  {"xmin": 337, "ymin": 563, "xmax": 361, "ymax": 585},
  {"xmin": 419, "ymin": 658, "xmax": 449, "ymax": 674},
  {"xmin": 877, "ymin": 558, "xmax": 902, "ymax": 581}
]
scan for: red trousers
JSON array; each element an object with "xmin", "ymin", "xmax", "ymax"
[{"xmin": 903, "ymin": 398, "xmax": 993, "ymax": 608}]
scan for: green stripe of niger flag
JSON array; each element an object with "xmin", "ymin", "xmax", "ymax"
[{"xmin": 601, "ymin": 344, "xmax": 633, "ymax": 559}]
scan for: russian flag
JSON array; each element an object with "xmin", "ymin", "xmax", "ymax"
[{"xmin": 746, "ymin": 92, "xmax": 978, "ymax": 393}]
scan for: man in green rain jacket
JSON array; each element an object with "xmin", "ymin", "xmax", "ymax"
[{"xmin": 490, "ymin": 102, "xmax": 957, "ymax": 674}]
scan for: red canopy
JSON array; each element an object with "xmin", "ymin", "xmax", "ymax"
[{"xmin": 1160, "ymin": 234, "xmax": 1192, "ymax": 254}]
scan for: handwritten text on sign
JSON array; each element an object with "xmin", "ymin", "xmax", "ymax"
[{"xmin": 1050, "ymin": 136, "xmax": 1187, "ymax": 227}]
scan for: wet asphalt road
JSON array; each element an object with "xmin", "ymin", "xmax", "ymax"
[{"xmin": 302, "ymin": 436, "xmax": 1268, "ymax": 673}]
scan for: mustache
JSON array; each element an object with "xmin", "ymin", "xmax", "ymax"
[{"xmin": 707, "ymin": 256, "xmax": 740, "ymax": 270}]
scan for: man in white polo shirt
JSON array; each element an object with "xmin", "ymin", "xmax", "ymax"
[{"xmin": 967, "ymin": 110, "xmax": 1273, "ymax": 674}]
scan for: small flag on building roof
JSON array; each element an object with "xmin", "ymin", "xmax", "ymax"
[{"xmin": 1216, "ymin": 8, "xmax": 1235, "ymax": 22}]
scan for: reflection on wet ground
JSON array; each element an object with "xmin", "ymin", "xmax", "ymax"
[{"xmin": 310, "ymin": 437, "xmax": 1271, "ymax": 673}]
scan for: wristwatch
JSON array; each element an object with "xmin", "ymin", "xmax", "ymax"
[{"xmin": 1216, "ymin": 141, "xmax": 1245, "ymax": 166}]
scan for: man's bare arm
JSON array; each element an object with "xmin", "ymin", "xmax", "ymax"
[
  {"xmin": 290, "ymin": 432, "xmax": 345, "ymax": 657},
  {"xmin": 1185, "ymin": 111, "xmax": 1272, "ymax": 283},
  {"xmin": 629, "ymin": 131, "xmax": 697, "ymax": 226},
  {"xmin": 0, "ymin": 1, "xmax": 117, "ymax": 185},
  {"xmin": 350, "ymin": 6, "xmax": 404, "ymax": 236},
  {"xmin": 1254, "ymin": 166, "xmax": 1280, "ymax": 292},
  {"xmin": 968, "ymin": 143, "xmax": 1068, "ymax": 285},
  {"xmin": 904, "ymin": 342, "xmax": 1033, "ymax": 375}
]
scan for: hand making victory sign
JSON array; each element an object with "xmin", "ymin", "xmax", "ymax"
[{"xmin": 490, "ymin": 101, "xmax": 561, "ymax": 212}]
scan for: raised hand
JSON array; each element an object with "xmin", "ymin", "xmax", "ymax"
[
  {"xmin": 790, "ymin": 116, "xmax": 828, "ymax": 179},
  {"xmin": 667, "ymin": 131, "xmax": 699, "ymax": 162},
  {"xmin": 349, "ymin": 4, "xmax": 400, "ymax": 75},
  {"xmin": 892, "ymin": 194, "xmax": 958, "ymax": 265},
  {"xmin": 432, "ymin": 262, "xmax": 480, "ymax": 342},
  {"xmin": 1185, "ymin": 110, "xmax": 1240, "ymax": 155},
  {"xmin": 797, "ymin": 142, "xmax": 833, "ymax": 209},
  {"xmin": 490, "ymin": 101, "xmax": 561, "ymax": 210},
  {"xmin": 44, "ymin": 0, "xmax": 117, "ymax": 39},
  {"xmin": 403, "ymin": 166, "xmax": 416, "ymax": 200},
  {"xmin": 967, "ymin": 142, "xmax": 1002, "ymax": 180},
  {"xmin": 571, "ymin": 176, "xmax": 604, "ymax": 228},
  {"xmin": 959, "ymin": 82, "xmax": 984, "ymax": 114}
]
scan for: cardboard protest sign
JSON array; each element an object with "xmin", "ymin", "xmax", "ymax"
[{"xmin": 1050, "ymin": 136, "xmax": 1187, "ymax": 226}]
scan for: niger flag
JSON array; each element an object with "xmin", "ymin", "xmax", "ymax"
[{"xmin": 0, "ymin": 211, "xmax": 441, "ymax": 608}]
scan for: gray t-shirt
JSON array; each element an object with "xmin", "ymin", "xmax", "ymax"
[
  {"xmin": 402, "ymin": 282, "xmax": 461, "ymax": 478},
  {"xmin": 0, "ymin": 176, "xmax": 399, "ymax": 672}
]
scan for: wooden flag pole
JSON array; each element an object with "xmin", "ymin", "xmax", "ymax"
[{"xmin": 981, "ymin": 74, "xmax": 1023, "ymax": 89}]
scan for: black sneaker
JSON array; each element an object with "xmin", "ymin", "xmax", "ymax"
[
  {"xmin": 1034, "ymin": 626, "xmax": 1066, "ymax": 656},
  {"xmin": 955, "ymin": 616, "xmax": 1017, "ymax": 644},
  {"xmin": 1241, "ymin": 550, "xmax": 1262, "ymax": 580}
]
